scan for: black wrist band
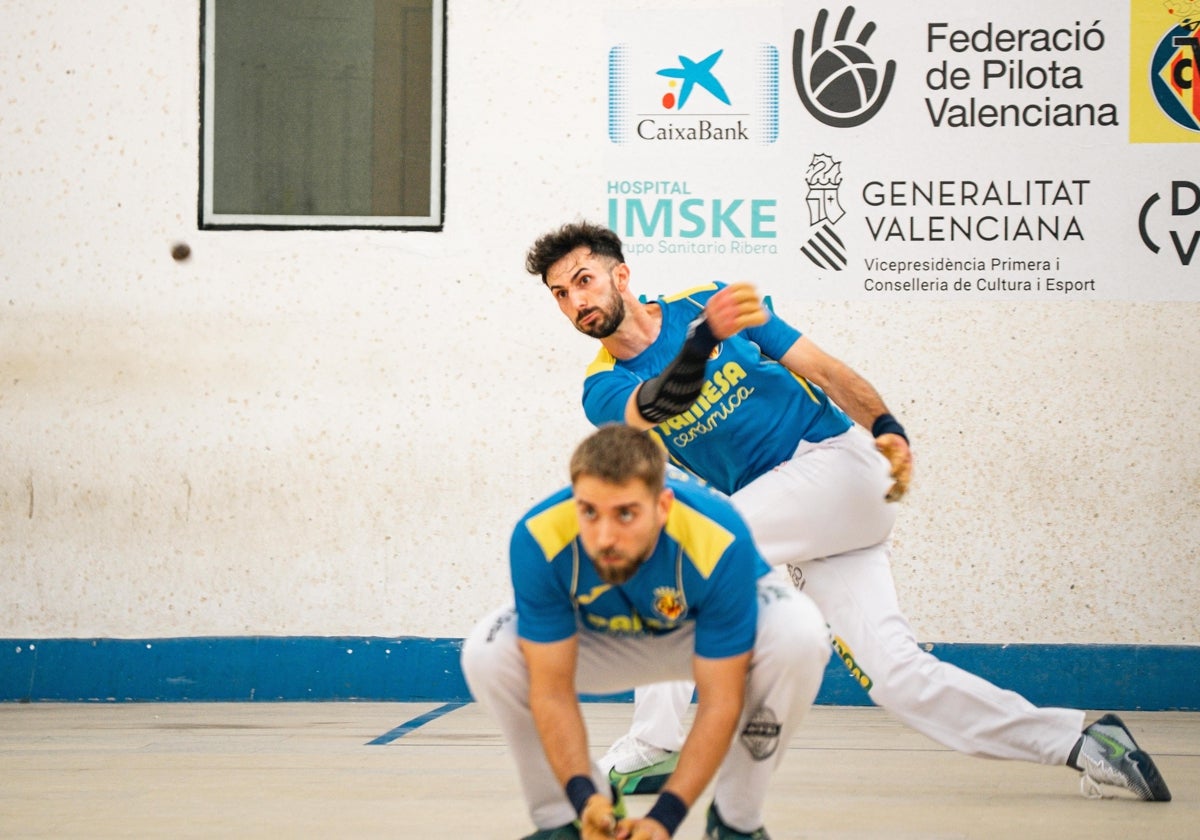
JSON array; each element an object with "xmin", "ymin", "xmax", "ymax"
[
  {"xmin": 565, "ymin": 775, "xmax": 597, "ymax": 817},
  {"xmin": 644, "ymin": 791, "xmax": 688, "ymax": 836},
  {"xmin": 683, "ymin": 315, "xmax": 719, "ymax": 358},
  {"xmin": 871, "ymin": 413, "xmax": 908, "ymax": 443}
]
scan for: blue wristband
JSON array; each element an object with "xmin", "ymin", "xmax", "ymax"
[
  {"xmin": 565, "ymin": 775, "xmax": 597, "ymax": 817},
  {"xmin": 644, "ymin": 791, "xmax": 688, "ymax": 836},
  {"xmin": 871, "ymin": 413, "xmax": 907, "ymax": 443}
]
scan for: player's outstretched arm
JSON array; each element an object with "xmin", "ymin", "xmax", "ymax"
[
  {"xmin": 779, "ymin": 335, "xmax": 913, "ymax": 501},
  {"xmin": 624, "ymin": 283, "xmax": 768, "ymax": 429}
]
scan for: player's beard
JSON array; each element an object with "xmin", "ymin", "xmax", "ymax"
[
  {"xmin": 574, "ymin": 284, "xmax": 625, "ymax": 339},
  {"xmin": 591, "ymin": 547, "xmax": 648, "ymax": 586}
]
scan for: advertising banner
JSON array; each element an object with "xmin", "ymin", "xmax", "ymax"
[{"xmin": 603, "ymin": 1, "xmax": 1200, "ymax": 300}]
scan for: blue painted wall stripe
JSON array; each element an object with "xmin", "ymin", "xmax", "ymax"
[
  {"xmin": 367, "ymin": 702, "xmax": 466, "ymax": 745},
  {"xmin": 1, "ymin": 637, "xmax": 1197, "ymax": 710}
]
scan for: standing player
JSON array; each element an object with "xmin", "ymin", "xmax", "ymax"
[
  {"xmin": 461, "ymin": 424, "xmax": 831, "ymax": 839},
  {"xmin": 522, "ymin": 220, "xmax": 1171, "ymax": 804}
]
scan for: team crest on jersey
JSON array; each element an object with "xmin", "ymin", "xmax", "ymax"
[{"xmin": 652, "ymin": 587, "xmax": 685, "ymax": 621}]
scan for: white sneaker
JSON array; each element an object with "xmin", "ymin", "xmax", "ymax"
[{"xmin": 599, "ymin": 734, "xmax": 679, "ymax": 795}]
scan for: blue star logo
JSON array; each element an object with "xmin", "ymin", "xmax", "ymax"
[{"xmin": 656, "ymin": 49, "xmax": 731, "ymax": 109}]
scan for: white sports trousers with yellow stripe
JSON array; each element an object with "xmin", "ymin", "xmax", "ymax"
[{"xmin": 632, "ymin": 425, "xmax": 1085, "ymax": 765}]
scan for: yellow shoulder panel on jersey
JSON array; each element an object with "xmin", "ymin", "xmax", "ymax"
[
  {"xmin": 524, "ymin": 499, "xmax": 580, "ymax": 562},
  {"xmin": 664, "ymin": 500, "xmax": 734, "ymax": 579},
  {"xmin": 660, "ymin": 283, "xmax": 718, "ymax": 304},
  {"xmin": 585, "ymin": 347, "xmax": 617, "ymax": 378}
]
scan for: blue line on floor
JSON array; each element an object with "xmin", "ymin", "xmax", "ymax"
[{"xmin": 367, "ymin": 701, "xmax": 466, "ymax": 745}]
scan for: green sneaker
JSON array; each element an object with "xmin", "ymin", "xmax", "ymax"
[
  {"xmin": 602, "ymin": 734, "xmax": 680, "ymax": 795},
  {"xmin": 704, "ymin": 802, "xmax": 771, "ymax": 840}
]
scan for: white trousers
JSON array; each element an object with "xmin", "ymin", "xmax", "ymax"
[
  {"xmin": 461, "ymin": 575, "xmax": 830, "ymax": 832},
  {"xmin": 635, "ymin": 426, "xmax": 1084, "ymax": 764}
]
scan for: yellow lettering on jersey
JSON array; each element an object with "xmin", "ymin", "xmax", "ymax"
[
  {"xmin": 524, "ymin": 499, "xmax": 580, "ymax": 562},
  {"xmin": 658, "ymin": 362, "xmax": 748, "ymax": 433},
  {"xmin": 719, "ymin": 361, "xmax": 746, "ymax": 387},
  {"xmin": 607, "ymin": 614, "xmax": 643, "ymax": 633},
  {"xmin": 664, "ymin": 501, "xmax": 734, "ymax": 579},
  {"xmin": 586, "ymin": 613, "xmax": 647, "ymax": 633}
]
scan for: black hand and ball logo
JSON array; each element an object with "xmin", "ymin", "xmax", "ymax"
[{"xmin": 793, "ymin": 6, "xmax": 896, "ymax": 127}]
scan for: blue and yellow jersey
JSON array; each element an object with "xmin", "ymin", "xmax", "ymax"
[
  {"xmin": 511, "ymin": 475, "xmax": 769, "ymax": 660},
  {"xmin": 582, "ymin": 283, "xmax": 852, "ymax": 495}
]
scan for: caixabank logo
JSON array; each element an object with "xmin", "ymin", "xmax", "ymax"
[
  {"xmin": 792, "ymin": 6, "xmax": 897, "ymax": 128},
  {"xmin": 1130, "ymin": 0, "xmax": 1200, "ymax": 141},
  {"xmin": 608, "ymin": 41, "xmax": 779, "ymax": 145}
]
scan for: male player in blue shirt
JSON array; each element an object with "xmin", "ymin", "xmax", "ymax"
[
  {"xmin": 521, "ymin": 221, "xmax": 1171, "ymax": 805},
  {"xmin": 461, "ymin": 424, "xmax": 830, "ymax": 839}
]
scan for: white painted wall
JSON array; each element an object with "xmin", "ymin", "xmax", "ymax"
[{"xmin": 1, "ymin": 1, "xmax": 1197, "ymax": 644}]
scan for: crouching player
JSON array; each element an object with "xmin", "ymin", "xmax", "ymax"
[{"xmin": 462, "ymin": 424, "xmax": 830, "ymax": 839}]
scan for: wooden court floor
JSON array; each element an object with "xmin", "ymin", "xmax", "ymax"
[{"xmin": 1, "ymin": 702, "xmax": 1195, "ymax": 839}]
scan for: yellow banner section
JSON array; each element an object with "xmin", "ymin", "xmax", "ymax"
[{"xmin": 1129, "ymin": 0, "xmax": 1200, "ymax": 141}]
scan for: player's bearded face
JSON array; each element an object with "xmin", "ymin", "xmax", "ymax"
[
  {"xmin": 546, "ymin": 248, "xmax": 627, "ymax": 340},
  {"xmin": 573, "ymin": 275, "xmax": 624, "ymax": 339},
  {"xmin": 573, "ymin": 476, "xmax": 670, "ymax": 586},
  {"xmin": 591, "ymin": 539, "xmax": 648, "ymax": 585}
]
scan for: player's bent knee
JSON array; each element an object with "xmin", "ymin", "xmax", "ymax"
[
  {"xmin": 757, "ymin": 591, "xmax": 831, "ymax": 677},
  {"xmin": 793, "ymin": 618, "xmax": 833, "ymax": 672},
  {"xmin": 789, "ymin": 594, "xmax": 829, "ymax": 642},
  {"xmin": 459, "ymin": 633, "xmax": 488, "ymax": 695},
  {"xmin": 460, "ymin": 607, "xmax": 522, "ymax": 696}
]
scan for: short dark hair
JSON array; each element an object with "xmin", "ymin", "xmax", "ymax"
[
  {"xmin": 525, "ymin": 221, "xmax": 625, "ymax": 283},
  {"xmin": 569, "ymin": 424, "xmax": 666, "ymax": 494}
]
